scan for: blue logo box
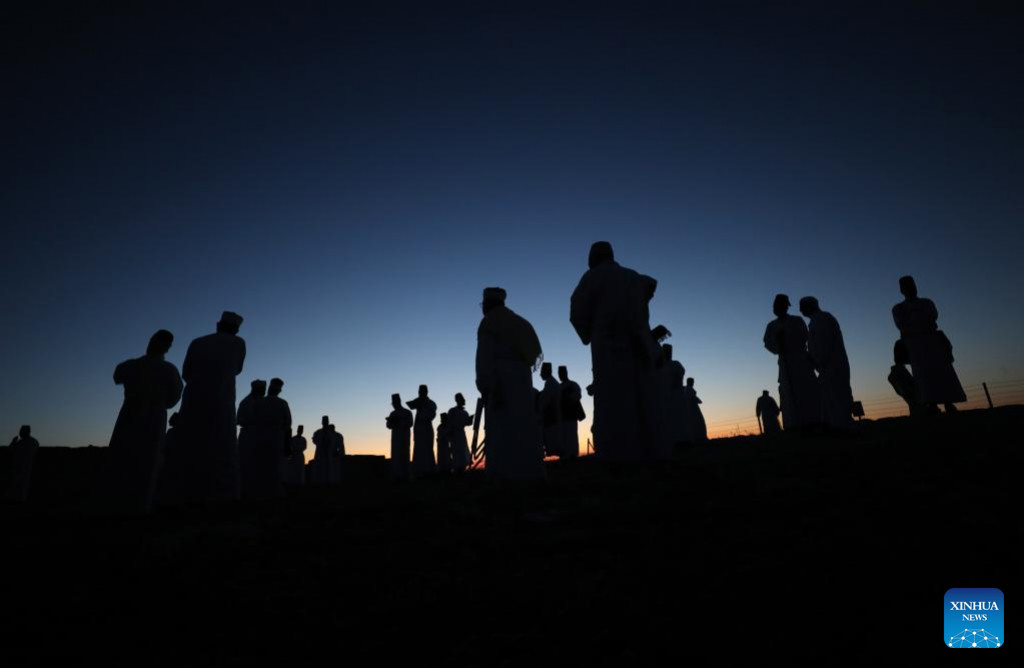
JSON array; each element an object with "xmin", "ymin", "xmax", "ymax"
[{"xmin": 944, "ymin": 588, "xmax": 1003, "ymax": 648}]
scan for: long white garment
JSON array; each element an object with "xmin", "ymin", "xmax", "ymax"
[
  {"xmin": 892, "ymin": 297, "xmax": 966, "ymax": 405},
  {"xmin": 756, "ymin": 395, "xmax": 781, "ymax": 434},
  {"xmin": 311, "ymin": 428, "xmax": 332, "ymax": 483},
  {"xmin": 179, "ymin": 332, "xmax": 246, "ymax": 502},
  {"xmin": 538, "ymin": 377, "xmax": 562, "ymax": 458},
  {"xmin": 387, "ymin": 407, "xmax": 413, "ymax": 479},
  {"xmin": 330, "ymin": 431, "xmax": 345, "ymax": 484},
  {"xmin": 682, "ymin": 386, "xmax": 708, "ymax": 441},
  {"xmin": 559, "ymin": 380, "xmax": 582, "ymax": 458},
  {"xmin": 447, "ymin": 405, "xmax": 473, "ymax": 470},
  {"xmin": 570, "ymin": 261, "xmax": 659, "ymax": 461},
  {"xmin": 107, "ymin": 354, "xmax": 183, "ymax": 513},
  {"xmin": 287, "ymin": 435, "xmax": 306, "ymax": 485},
  {"xmin": 248, "ymin": 395, "xmax": 290, "ymax": 498},
  {"xmin": 476, "ymin": 313, "xmax": 544, "ymax": 481},
  {"xmin": 409, "ymin": 398, "xmax": 436, "ymax": 477},
  {"xmin": 763, "ymin": 315, "xmax": 820, "ymax": 430},
  {"xmin": 807, "ymin": 310, "xmax": 854, "ymax": 429}
]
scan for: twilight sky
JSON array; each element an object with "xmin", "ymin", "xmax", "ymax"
[{"xmin": 3, "ymin": 2, "xmax": 1023, "ymax": 453}]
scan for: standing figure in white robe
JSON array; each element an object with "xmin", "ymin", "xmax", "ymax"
[
  {"xmin": 248, "ymin": 377, "xmax": 291, "ymax": 499},
  {"xmin": 329, "ymin": 424, "xmax": 344, "ymax": 484},
  {"xmin": 407, "ymin": 385, "xmax": 437, "ymax": 478},
  {"xmin": 538, "ymin": 363, "xmax": 563, "ymax": 459},
  {"xmin": 665, "ymin": 352, "xmax": 690, "ymax": 446},
  {"xmin": 557, "ymin": 366, "xmax": 583, "ymax": 459},
  {"xmin": 6, "ymin": 426, "xmax": 40, "ymax": 502},
  {"xmin": 763, "ymin": 295, "xmax": 820, "ymax": 431},
  {"xmin": 448, "ymin": 393, "xmax": 473, "ymax": 471},
  {"xmin": 800, "ymin": 297, "xmax": 854, "ymax": 431},
  {"xmin": 107, "ymin": 329, "xmax": 183, "ymax": 513},
  {"xmin": 755, "ymin": 391, "xmax": 782, "ymax": 435},
  {"xmin": 237, "ymin": 379, "xmax": 266, "ymax": 497},
  {"xmin": 475, "ymin": 286, "xmax": 544, "ymax": 481},
  {"xmin": 311, "ymin": 416, "xmax": 332, "ymax": 483},
  {"xmin": 892, "ymin": 275, "xmax": 966, "ymax": 412},
  {"xmin": 178, "ymin": 311, "xmax": 246, "ymax": 503},
  {"xmin": 387, "ymin": 394, "xmax": 413, "ymax": 480},
  {"xmin": 570, "ymin": 242, "xmax": 661, "ymax": 461},
  {"xmin": 683, "ymin": 378, "xmax": 708, "ymax": 442},
  {"xmin": 287, "ymin": 425, "xmax": 307, "ymax": 485},
  {"xmin": 436, "ymin": 413, "xmax": 453, "ymax": 473}
]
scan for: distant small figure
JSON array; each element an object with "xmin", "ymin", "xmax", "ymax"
[
  {"xmin": 888, "ymin": 340, "xmax": 928, "ymax": 416},
  {"xmin": 892, "ymin": 276, "xmax": 966, "ymax": 413},
  {"xmin": 436, "ymin": 412, "xmax": 453, "ymax": 473},
  {"xmin": 557, "ymin": 366, "xmax": 583, "ymax": 459},
  {"xmin": 312, "ymin": 416, "xmax": 333, "ymax": 483},
  {"xmin": 237, "ymin": 379, "xmax": 267, "ymax": 496},
  {"xmin": 329, "ymin": 424, "xmax": 345, "ymax": 484},
  {"xmin": 407, "ymin": 385, "xmax": 437, "ymax": 477},
  {"xmin": 756, "ymin": 390, "xmax": 782, "ymax": 435},
  {"xmin": 107, "ymin": 329, "xmax": 183, "ymax": 513},
  {"xmin": 800, "ymin": 296, "xmax": 854, "ymax": 431},
  {"xmin": 287, "ymin": 425, "xmax": 307, "ymax": 485},
  {"xmin": 683, "ymin": 378, "xmax": 708, "ymax": 442},
  {"xmin": 538, "ymin": 362, "xmax": 563, "ymax": 459},
  {"xmin": 247, "ymin": 377, "xmax": 290, "ymax": 498},
  {"xmin": 570, "ymin": 242, "xmax": 662, "ymax": 461},
  {"xmin": 6, "ymin": 425, "xmax": 40, "ymax": 502},
  {"xmin": 178, "ymin": 311, "xmax": 246, "ymax": 503},
  {"xmin": 475, "ymin": 286, "xmax": 544, "ymax": 480},
  {"xmin": 763, "ymin": 294, "xmax": 820, "ymax": 431},
  {"xmin": 387, "ymin": 394, "xmax": 414, "ymax": 480},
  {"xmin": 447, "ymin": 393, "xmax": 473, "ymax": 471}
]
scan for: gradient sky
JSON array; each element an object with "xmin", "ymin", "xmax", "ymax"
[{"xmin": 3, "ymin": 2, "xmax": 1023, "ymax": 453}]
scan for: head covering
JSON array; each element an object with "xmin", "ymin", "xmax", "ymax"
[
  {"xmin": 899, "ymin": 275, "xmax": 917, "ymax": 296},
  {"xmin": 391, "ymin": 393, "xmax": 401, "ymax": 403},
  {"xmin": 455, "ymin": 392, "xmax": 465, "ymax": 404},
  {"xmin": 588, "ymin": 241, "xmax": 614, "ymax": 268},
  {"xmin": 419, "ymin": 384, "xmax": 428, "ymax": 394},
  {"xmin": 219, "ymin": 311, "xmax": 243, "ymax": 328},
  {"xmin": 146, "ymin": 329, "xmax": 174, "ymax": 356},
  {"xmin": 799, "ymin": 296, "xmax": 819, "ymax": 312},
  {"xmin": 773, "ymin": 294, "xmax": 790, "ymax": 313},
  {"xmin": 483, "ymin": 287, "xmax": 507, "ymax": 307},
  {"xmin": 251, "ymin": 379, "xmax": 266, "ymax": 389},
  {"xmin": 541, "ymin": 362, "xmax": 553, "ymax": 376},
  {"xmin": 269, "ymin": 378, "xmax": 284, "ymax": 392},
  {"xmin": 557, "ymin": 365, "xmax": 567, "ymax": 374}
]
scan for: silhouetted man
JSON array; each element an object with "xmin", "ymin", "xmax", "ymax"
[
  {"xmin": 237, "ymin": 379, "xmax": 266, "ymax": 496},
  {"xmin": 557, "ymin": 366, "xmax": 583, "ymax": 459},
  {"xmin": 107, "ymin": 329, "xmax": 183, "ymax": 513},
  {"xmin": 763, "ymin": 295, "xmax": 820, "ymax": 431},
  {"xmin": 288, "ymin": 425, "xmax": 307, "ymax": 485},
  {"xmin": 447, "ymin": 393, "xmax": 473, "ymax": 471},
  {"xmin": 475, "ymin": 286, "xmax": 544, "ymax": 480},
  {"xmin": 6, "ymin": 425, "xmax": 39, "ymax": 502},
  {"xmin": 329, "ymin": 424, "xmax": 344, "ymax": 484},
  {"xmin": 756, "ymin": 390, "xmax": 781, "ymax": 435},
  {"xmin": 538, "ymin": 362, "xmax": 562, "ymax": 459},
  {"xmin": 248, "ymin": 377, "xmax": 291, "ymax": 498},
  {"xmin": 662, "ymin": 345, "xmax": 689, "ymax": 448},
  {"xmin": 892, "ymin": 276, "xmax": 965, "ymax": 413},
  {"xmin": 436, "ymin": 412, "xmax": 453, "ymax": 473},
  {"xmin": 407, "ymin": 385, "xmax": 437, "ymax": 477},
  {"xmin": 570, "ymin": 241, "xmax": 661, "ymax": 461},
  {"xmin": 312, "ymin": 416, "xmax": 332, "ymax": 483},
  {"xmin": 179, "ymin": 311, "xmax": 246, "ymax": 502},
  {"xmin": 386, "ymin": 394, "xmax": 413, "ymax": 480},
  {"xmin": 800, "ymin": 297, "xmax": 854, "ymax": 431},
  {"xmin": 683, "ymin": 377, "xmax": 708, "ymax": 442}
]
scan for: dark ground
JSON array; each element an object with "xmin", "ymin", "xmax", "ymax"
[{"xmin": 1, "ymin": 407, "xmax": 1017, "ymax": 664}]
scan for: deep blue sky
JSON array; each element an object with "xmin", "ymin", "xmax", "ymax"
[{"xmin": 3, "ymin": 2, "xmax": 1022, "ymax": 452}]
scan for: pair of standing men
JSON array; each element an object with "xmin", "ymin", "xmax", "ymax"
[
  {"xmin": 237, "ymin": 377, "xmax": 292, "ymax": 498},
  {"xmin": 386, "ymin": 390, "xmax": 473, "ymax": 479},
  {"xmin": 537, "ymin": 363, "xmax": 584, "ymax": 460},
  {"xmin": 763, "ymin": 294, "xmax": 854, "ymax": 432},
  {"xmin": 311, "ymin": 416, "xmax": 344, "ymax": 483}
]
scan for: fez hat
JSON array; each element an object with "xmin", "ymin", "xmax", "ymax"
[
  {"xmin": 419, "ymin": 384, "xmax": 428, "ymax": 394},
  {"xmin": 219, "ymin": 311, "xmax": 243, "ymax": 328},
  {"xmin": 799, "ymin": 296, "xmax": 819, "ymax": 311},
  {"xmin": 541, "ymin": 362, "xmax": 552, "ymax": 374},
  {"xmin": 483, "ymin": 287, "xmax": 507, "ymax": 303},
  {"xmin": 588, "ymin": 241, "xmax": 614, "ymax": 268},
  {"xmin": 455, "ymin": 392, "xmax": 465, "ymax": 403},
  {"xmin": 391, "ymin": 393, "xmax": 401, "ymax": 402},
  {"xmin": 557, "ymin": 365, "xmax": 567, "ymax": 374}
]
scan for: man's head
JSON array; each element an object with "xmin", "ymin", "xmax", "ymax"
[
  {"xmin": 439, "ymin": 412, "xmax": 448, "ymax": 425},
  {"xmin": 268, "ymin": 378, "xmax": 284, "ymax": 397},
  {"xmin": 899, "ymin": 275, "xmax": 918, "ymax": 299},
  {"xmin": 217, "ymin": 311, "xmax": 243, "ymax": 335},
  {"xmin": 687, "ymin": 377, "xmax": 695, "ymax": 387},
  {"xmin": 251, "ymin": 379, "xmax": 267, "ymax": 397},
  {"xmin": 588, "ymin": 241, "xmax": 614, "ymax": 269},
  {"xmin": 540, "ymin": 362, "xmax": 552, "ymax": 380},
  {"xmin": 762, "ymin": 390, "xmax": 769, "ymax": 397},
  {"xmin": 19, "ymin": 425, "xmax": 31, "ymax": 438},
  {"xmin": 322, "ymin": 415, "xmax": 329, "ymax": 427},
  {"xmin": 297, "ymin": 425, "xmax": 304, "ymax": 436},
  {"xmin": 392, "ymin": 393, "xmax": 402, "ymax": 409},
  {"xmin": 482, "ymin": 287, "xmax": 506, "ymax": 315},
  {"xmin": 146, "ymin": 329, "xmax": 174, "ymax": 356},
  {"xmin": 328, "ymin": 423, "xmax": 336, "ymax": 433},
  {"xmin": 557, "ymin": 365, "xmax": 569, "ymax": 382},
  {"xmin": 798, "ymin": 296, "xmax": 820, "ymax": 318},
  {"xmin": 419, "ymin": 384, "xmax": 429, "ymax": 398},
  {"xmin": 455, "ymin": 392, "xmax": 465, "ymax": 407},
  {"xmin": 773, "ymin": 294, "xmax": 790, "ymax": 317}
]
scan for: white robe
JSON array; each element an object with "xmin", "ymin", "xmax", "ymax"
[
  {"xmin": 683, "ymin": 386, "xmax": 708, "ymax": 441},
  {"xmin": 892, "ymin": 297, "xmax": 966, "ymax": 405},
  {"xmin": 179, "ymin": 331, "xmax": 245, "ymax": 502},
  {"xmin": 807, "ymin": 310, "xmax": 854, "ymax": 429},
  {"xmin": 538, "ymin": 377, "xmax": 563, "ymax": 458},
  {"xmin": 409, "ymin": 397, "xmax": 436, "ymax": 477},
  {"xmin": 559, "ymin": 380, "xmax": 582, "ymax": 459},
  {"xmin": 570, "ymin": 261, "xmax": 660, "ymax": 461},
  {"xmin": 756, "ymin": 395, "xmax": 781, "ymax": 435},
  {"xmin": 447, "ymin": 405, "xmax": 473, "ymax": 470},
  {"xmin": 311, "ymin": 427, "xmax": 332, "ymax": 483},
  {"xmin": 668, "ymin": 361, "xmax": 690, "ymax": 445},
  {"xmin": 387, "ymin": 407, "xmax": 413, "ymax": 479},
  {"xmin": 764, "ymin": 315, "xmax": 820, "ymax": 430},
  {"xmin": 476, "ymin": 314, "xmax": 544, "ymax": 481},
  {"xmin": 247, "ymin": 395, "xmax": 290, "ymax": 498},
  {"xmin": 287, "ymin": 435, "xmax": 306, "ymax": 485}
]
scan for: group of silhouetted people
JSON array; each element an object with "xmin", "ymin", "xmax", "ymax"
[{"xmin": 4, "ymin": 244, "xmax": 972, "ymax": 506}]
